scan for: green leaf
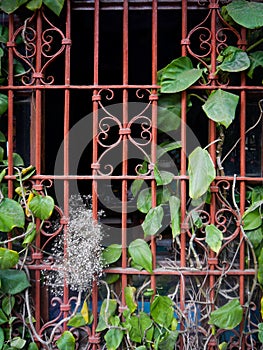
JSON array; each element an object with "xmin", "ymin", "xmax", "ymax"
[
  {"xmin": 131, "ymin": 179, "xmax": 144, "ymax": 197},
  {"xmin": 154, "ymin": 166, "xmax": 174, "ymax": 186},
  {"xmin": 157, "ymin": 141, "xmax": 181, "ymax": 160},
  {"xmin": 26, "ymin": 0, "xmax": 43, "ymax": 11},
  {"xmin": 28, "ymin": 343, "xmax": 39, "ymax": 350},
  {"xmin": 22, "ymin": 222, "xmax": 37, "ymax": 246},
  {"xmin": 128, "ymin": 239, "xmax": 153, "ymax": 273},
  {"xmin": 2, "ymin": 296, "xmax": 15, "ymax": 316},
  {"xmin": 208, "ymin": 299, "xmax": 243, "ymax": 330},
  {"xmin": 135, "ymin": 346, "xmax": 147, "ymax": 350},
  {"xmin": 43, "ymin": 0, "xmax": 65, "ymax": 16},
  {"xmin": 56, "ymin": 331, "xmax": 75, "ymax": 350},
  {"xmin": 127, "ymin": 316, "xmax": 141, "ymax": 343},
  {"xmin": 217, "ymin": 46, "xmax": 250, "ymax": 72},
  {"xmin": 96, "ymin": 299, "xmax": 118, "ymax": 332},
  {"xmin": 205, "ymin": 224, "xmax": 223, "ymax": 254},
  {"xmin": 124, "ymin": 286, "xmax": 137, "ymax": 314},
  {"xmin": 0, "ymin": 146, "xmax": 4, "ymax": 163},
  {"xmin": 169, "ymin": 196, "xmax": 181, "ymax": 239},
  {"xmin": 190, "ymin": 211, "xmax": 203, "ymax": 229},
  {"xmin": 67, "ymin": 312, "xmax": 87, "ymax": 327},
  {"xmin": 258, "ymin": 323, "xmax": 263, "ymax": 343},
  {"xmin": 258, "ymin": 248, "xmax": 263, "ymax": 285},
  {"xmin": 218, "ymin": 342, "xmax": 228, "ymax": 350},
  {"xmin": 0, "ymin": 0, "xmax": 28, "ymax": 14},
  {"xmin": 150, "ymin": 295, "xmax": 174, "ymax": 328},
  {"xmin": 0, "ymin": 131, "xmax": 6, "ymax": 142},
  {"xmin": 0, "ymin": 269, "xmax": 30, "ymax": 294},
  {"xmin": 247, "ymin": 51, "xmax": 263, "ymax": 79},
  {"xmin": 246, "ymin": 227, "xmax": 263, "ymax": 248},
  {"xmin": 0, "ymin": 309, "xmax": 8, "ymax": 325},
  {"xmin": 202, "ymin": 89, "xmax": 239, "ymax": 128},
  {"xmin": 0, "ymin": 248, "xmax": 19, "ymax": 269},
  {"xmin": 10, "ymin": 337, "xmax": 26, "ymax": 349},
  {"xmin": 251, "ymin": 186, "xmax": 263, "ymax": 204},
  {"xmin": 12, "ymin": 153, "xmax": 24, "ymax": 166},
  {"xmin": 104, "ymin": 328, "xmax": 124, "ymax": 350},
  {"xmin": 243, "ymin": 208, "xmax": 262, "ymax": 230},
  {"xmin": 252, "ymin": 186, "xmax": 263, "ymax": 204},
  {"xmin": 160, "ymin": 57, "xmax": 203, "ymax": 93},
  {"xmin": 13, "ymin": 59, "xmax": 26, "ymax": 77},
  {"xmin": 29, "ymin": 195, "xmax": 54, "ymax": 220},
  {"xmin": 0, "ymin": 25, "xmax": 8, "ymax": 43},
  {"xmin": 0, "ymin": 198, "xmax": 25, "ymax": 232},
  {"xmin": 142, "ymin": 205, "xmax": 164, "ymax": 237},
  {"xmin": 157, "ymin": 93, "xmax": 181, "ymax": 132},
  {"xmin": 188, "ymin": 147, "xmax": 216, "ymax": 200},
  {"xmin": 102, "ymin": 244, "xmax": 122, "ymax": 266},
  {"xmin": 0, "ymin": 94, "xmax": 8, "ymax": 115},
  {"xmin": 159, "ymin": 330, "xmax": 179, "ymax": 350},
  {"xmin": 0, "ymin": 328, "xmax": 4, "ymax": 350},
  {"xmin": 137, "ymin": 188, "xmax": 152, "ymax": 213},
  {"xmin": 140, "ymin": 312, "xmax": 154, "ymax": 342},
  {"xmin": 225, "ymin": 0, "xmax": 263, "ymax": 29},
  {"xmin": 0, "ymin": 169, "xmax": 6, "ymax": 183},
  {"xmin": 104, "ymin": 273, "xmax": 120, "ymax": 284}
]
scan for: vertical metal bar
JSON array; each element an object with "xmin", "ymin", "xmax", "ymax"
[
  {"xmin": 150, "ymin": 0, "xmax": 158, "ymax": 290},
  {"xmin": 239, "ymin": 27, "xmax": 247, "ymax": 350},
  {"xmin": 180, "ymin": 0, "xmax": 188, "ymax": 322},
  {"xmin": 121, "ymin": 0, "xmax": 128, "ymax": 307},
  {"xmin": 91, "ymin": 0, "xmax": 100, "ymax": 346},
  {"xmin": 63, "ymin": 0, "xmax": 71, "ymax": 329},
  {"xmin": 34, "ymin": 10, "xmax": 43, "ymax": 333},
  {"xmin": 7, "ymin": 15, "xmax": 14, "ymax": 251},
  {"xmin": 207, "ymin": 6, "xmax": 218, "ymax": 349}
]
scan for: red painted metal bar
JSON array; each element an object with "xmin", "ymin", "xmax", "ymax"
[
  {"xmin": 239, "ymin": 26, "xmax": 248, "ymax": 349},
  {"xmin": 150, "ymin": 0, "xmax": 158, "ymax": 290},
  {"xmin": 91, "ymin": 0, "xmax": 100, "ymax": 347},
  {"xmin": 62, "ymin": 0, "xmax": 71, "ymax": 329},
  {"xmin": 33, "ymin": 10, "xmax": 43, "ymax": 334},
  {"xmin": 180, "ymin": 1, "xmax": 188, "ymax": 339},
  {"xmin": 208, "ymin": 5, "xmax": 218, "ymax": 349},
  {"xmin": 0, "ymin": 84, "xmax": 262, "ymax": 91},
  {"xmin": 121, "ymin": 0, "xmax": 129, "ymax": 308},
  {"xmin": 7, "ymin": 14, "xmax": 14, "ymax": 251}
]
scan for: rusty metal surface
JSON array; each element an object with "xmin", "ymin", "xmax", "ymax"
[{"xmin": 4, "ymin": 0, "xmax": 263, "ymax": 348}]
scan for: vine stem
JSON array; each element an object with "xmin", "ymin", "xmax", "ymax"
[
  {"xmin": 246, "ymin": 38, "xmax": 263, "ymax": 53},
  {"xmin": 232, "ymin": 174, "xmax": 258, "ymax": 350},
  {"xmin": 221, "ymin": 99, "xmax": 263, "ymax": 164},
  {"xmin": 25, "ymin": 284, "xmax": 82, "ymax": 348}
]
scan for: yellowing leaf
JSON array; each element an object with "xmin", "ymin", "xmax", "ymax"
[
  {"xmin": 26, "ymin": 192, "xmax": 34, "ymax": 217},
  {"xmin": 81, "ymin": 300, "xmax": 90, "ymax": 323}
]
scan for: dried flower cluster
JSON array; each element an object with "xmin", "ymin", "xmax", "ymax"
[{"xmin": 45, "ymin": 195, "xmax": 104, "ymax": 294}]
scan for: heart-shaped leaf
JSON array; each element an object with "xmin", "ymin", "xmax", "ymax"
[
  {"xmin": 142, "ymin": 205, "xmax": 164, "ymax": 237},
  {"xmin": 160, "ymin": 57, "xmax": 203, "ymax": 93},
  {"xmin": 0, "ymin": 198, "xmax": 25, "ymax": 232},
  {"xmin": 188, "ymin": 147, "xmax": 215, "ymax": 200},
  {"xmin": 205, "ymin": 224, "xmax": 223, "ymax": 254},
  {"xmin": 128, "ymin": 239, "xmax": 153, "ymax": 273},
  {"xmin": 208, "ymin": 299, "xmax": 243, "ymax": 330},
  {"xmin": 202, "ymin": 89, "xmax": 239, "ymax": 128},
  {"xmin": 225, "ymin": 0, "xmax": 263, "ymax": 29},
  {"xmin": 217, "ymin": 46, "xmax": 250, "ymax": 72},
  {"xmin": 29, "ymin": 195, "xmax": 54, "ymax": 220}
]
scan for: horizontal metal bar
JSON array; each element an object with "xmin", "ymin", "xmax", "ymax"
[
  {"xmin": 71, "ymin": 0, "xmax": 223, "ymax": 11},
  {"xmin": 26, "ymin": 264, "xmax": 256, "ymax": 276},
  {"xmin": 0, "ymin": 84, "xmax": 263, "ymax": 90},
  {"xmin": 4, "ymin": 175, "xmax": 263, "ymax": 181},
  {"xmin": 3, "ymin": 175, "xmax": 263, "ymax": 183}
]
